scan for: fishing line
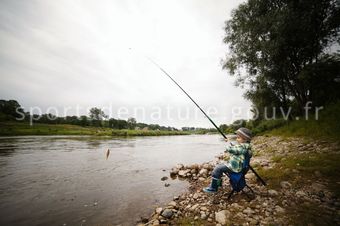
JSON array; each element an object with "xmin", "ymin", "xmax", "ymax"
[{"xmin": 129, "ymin": 48, "xmax": 266, "ymax": 186}]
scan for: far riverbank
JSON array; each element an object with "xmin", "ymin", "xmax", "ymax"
[{"xmin": 0, "ymin": 122, "xmax": 191, "ymax": 136}]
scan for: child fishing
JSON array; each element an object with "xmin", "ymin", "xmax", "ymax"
[
  {"xmin": 147, "ymin": 56, "xmax": 265, "ymax": 185},
  {"xmin": 203, "ymin": 127, "xmax": 253, "ymax": 193}
]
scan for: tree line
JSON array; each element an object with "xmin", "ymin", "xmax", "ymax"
[{"xmin": 0, "ymin": 100, "xmax": 179, "ymax": 131}]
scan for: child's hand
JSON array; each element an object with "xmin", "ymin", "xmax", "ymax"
[{"xmin": 224, "ymin": 138, "xmax": 229, "ymax": 142}]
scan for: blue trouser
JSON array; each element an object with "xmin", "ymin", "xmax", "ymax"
[{"xmin": 212, "ymin": 163, "xmax": 233, "ymax": 179}]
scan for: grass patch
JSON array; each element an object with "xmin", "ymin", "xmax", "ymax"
[
  {"xmin": 0, "ymin": 122, "xmax": 189, "ymax": 136},
  {"xmin": 267, "ymin": 102, "xmax": 340, "ymax": 141},
  {"xmin": 256, "ymin": 152, "xmax": 340, "ymax": 195},
  {"xmin": 287, "ymin": 202, "xmax": 338, "ymax": 225},
  {"xmin": 255, "ymin": 152, "xmax": 340, "ymax": 225},
  {"xmin": 173, "ymin": 217, "xmax": 211, "ymax": 226}
]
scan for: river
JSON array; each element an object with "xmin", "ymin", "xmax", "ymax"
[{"xmin": 0, "ymin": 134, "xmax": 225, "ymax": 226}]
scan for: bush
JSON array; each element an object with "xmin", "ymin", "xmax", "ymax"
[{"xmin": 252, "ymin": 119, "xmax": 288, "ymax": 135}]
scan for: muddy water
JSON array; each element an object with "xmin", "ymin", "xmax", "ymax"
[{"xmin": 0, "ymin": 135, "xmax": 225, "ymax": 226}]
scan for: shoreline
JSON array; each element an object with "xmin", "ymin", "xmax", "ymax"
[
  {"xmin": 140, "ymin": 135, "xmax": 340, "ymax": 225},
  {"xmin": 0, "ymin": 122, "xmax": 192, "ymax": 137}
]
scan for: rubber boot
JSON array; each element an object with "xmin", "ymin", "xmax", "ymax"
[
  {"xmin": 217, "ymin": 178, "xmax": 222, "ymax": 188},
  {"xmin": 203, "ymin": 178, "xmax": 220, "ymax": 193}
]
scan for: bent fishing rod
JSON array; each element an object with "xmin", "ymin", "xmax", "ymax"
[{"xmin": 148, "ymin": 57, "xmax": 266, "ymax": 186}]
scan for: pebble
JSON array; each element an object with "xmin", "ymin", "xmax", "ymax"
[
  {"xmin": 155, "ymin": 207, "xmax": 163, "ymax": 214},
  {"xmin": 268, "ymin": 189, "xmax": 278, "ymax": 197},
  {"xmin": 275, "ymin": 205, "xmax": 285, "ymax": 213},
  {"xmin": 243, "ymin": 207, "xmax": 254, "ymax": 215},
  {"xmin": 168, "ymin": 201, "xmax": 177, "ymax": 208},
  {"xmin": 230, "ymin": 203, "xmax": 242, "ymax": 209},
  {"xmin": 296, "ymin": 190, "xmax": 307, "ymax": 198},
  {"xmin": 200, "ymin": 206, "xmax": 208, "ymax": 211},
  {"xmin": 193, "ymin": 193, "xmax": 199, "ymax": 199},
  {"xmin": 200, "ymin": 213, "xmax": 208, "ymax": 220},
  {"xmin": 178, "ymin": 170, "xmax": 188, "ymax": 177},
  {"xmin": 249, "ymin": 219, "xmax": 259, "ymax": 225},
  {"xmin": 176, "ymin": 164, "xmax": 184, "ymax": 169},
  {"xmin": 199, "ymin": 168, "xmax": 208, "ymax": 176},
  {"xmin": 152, "ymin": 219, "xmax": 159, "ymax": 225},
  {"xmin": 280, "ymin": 181, "xmax": 292, "ymax": 189},
  {"xmin": 190, "ymin": 204, "xmax": 199, "ymax": 211},
  {"xmin": 314, "ymin": 171, "xmax": 322, "ymax": 177},
  {"xmin": 159, "ymin": 219, "xmax": 167, "ymax": 224}
]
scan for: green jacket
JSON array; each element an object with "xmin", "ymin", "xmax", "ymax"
[{"xmin": 224, "ymin": 142, "xmax": 252, "ymax": 173}]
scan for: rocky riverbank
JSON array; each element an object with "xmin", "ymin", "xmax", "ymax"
[{"xmin": 139, "ymin": 136, "xmax": 340, "ymax": 226}]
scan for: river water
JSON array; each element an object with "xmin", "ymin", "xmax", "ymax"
[{"xmin": 0, "ymin": 134, "xmax": 225, "ymax": 226}]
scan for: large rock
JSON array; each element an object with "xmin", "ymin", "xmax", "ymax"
[
  {"xmin": 249, "ymin": 219, "xmax": 259, "ymax": 225},
  {"xmin": 243, "ymin": 207, "xmax": 255, "ymax": 215},
  {"xmin": 178, "ymin": 170, "xmax": 189, "ymax": 177},
  {"xmin": 202, "ymin": 163, "xmax": 213, "ymax": 170},
  {"xmin": 190, "ymin": 168, "xmax": 198, "ymax": 174},
  {"xmin": 275, "ymin": 205, "xmax": 285, "ymax": 213},
  {"xmin": 161, "ymin": 176, "xmax": 168, "ymax": 181},
  {"xmin": 230, "ymin": 203, "xmax": 241, "ymax": 208},
  {"xmin": 198, "ymin": 168, "xmax": 208, "ymax": 176},
  {"xmin": 190, "ymin": 204, "xmax": 199, "ymax": 211},
  {"xmin": 280, "ymin": 181, "xmax": 292, "ymax": 189},
  {"xmin": 189, "ymin": 163, "xmax": 199, "ymax": 169},
  {"xmin": 268, "ymin": 189, "xmax": 279, "ymax": 197},
  {"xmin": 311, "ymin": 183, "xmax": 325, "ymax": 193},
  {"xmin": 168, "ymin": 201, "xmax": 177, "ymax": 208},
  {"xmin": 296, "ymin": 190, "xmax": 307, "ymax": 198},
  {"xmin": 215, "ymin": 210, "xmax": 230, "ymax": 225},
  {"xmin": 170, "ymin": 168, "xmax": 179, "ymax": 177},
  {"xmin": 198, "ymin": 177, "xmax": 205, "ymax": 181},
  {"xmin": 161, "ymin": 209, "xmax": 173, "ymax": 219},
  {"xmin": 193, "ymin": 193, "xmax": 199, "ymax": 200},
  {"xmin": 200, "ymin": 213, "xmax": 208, "ymax": 220},
  {"xmin": 155, "ymin": 207, "xmax": 163, "ymax": 214},
  {"xmin": 245, "ymin": 173, "xmax": 255, "ymax": 179},
  {"xmin": 176, "ymin": 164, "xmax": 184, "ymax": 170},
  {"xmin": 200, "ymin": 206, "xmax": 208, "ymax": 211}
]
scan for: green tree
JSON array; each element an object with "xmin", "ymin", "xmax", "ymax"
[
  {"xmin": 0, "ymin": 99, "xmax": 25, "ymax": 119},
  {"xmin": 127, "ymin": 117, "xmax": 137, "ymax": 129},
  {"xmin": 89, "ymin": 107, "xmax": 107, "ymax": 127},
  {"xmin": 223, "ymin": 0, "xmax": 340, "ymax": 116},
  {"xmin": 79, "ymin": 115, "xmax": 89, "ymax": 127}
]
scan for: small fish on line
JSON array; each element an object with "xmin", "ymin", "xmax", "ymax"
[{"xmin": 106, "ymin": 149, "xmax": 110, "ymax": 160}]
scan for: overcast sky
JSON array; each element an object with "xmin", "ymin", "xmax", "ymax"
[{"xmin": 0, "ymin": 0, "xmax": 251, "ymax": 128}]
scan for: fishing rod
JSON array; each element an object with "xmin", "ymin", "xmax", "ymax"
[{"xmin": 147, "ymin": 57, "xmax": 266, "ymax": 186}]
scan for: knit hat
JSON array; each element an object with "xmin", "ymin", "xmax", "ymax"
[{"xmin": 236, "ymin": 127, "xmax": 252, "ymax": 141}]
